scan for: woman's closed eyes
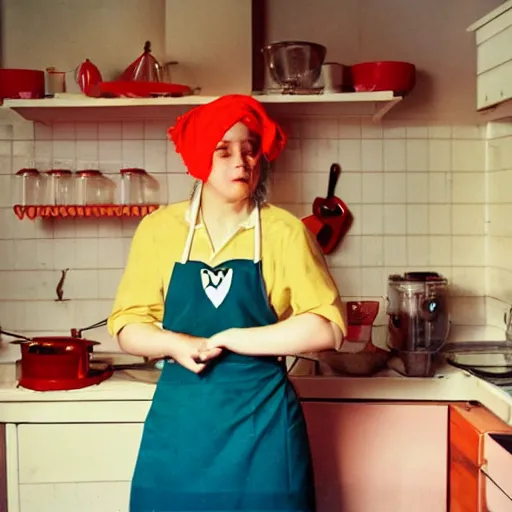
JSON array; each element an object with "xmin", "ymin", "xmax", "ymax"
[{"xmin": 214, "ymin": 140, "xmax": 259, "ymax": 159}]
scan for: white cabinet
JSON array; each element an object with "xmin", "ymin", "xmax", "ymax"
[
  {"xmin": 17, "ymin": 423, "xmax": 142, "ymax": 483},
  {"xmin": 302, "ymin": 402, "xmax": 448, "ymax": 512},
  {"xmin": 468, "ymin": 1, "xmax": 512, "ymax": 110},
  {"xmin": 12, "ymin": 423, "xmax": 143, "ymax": 512}
]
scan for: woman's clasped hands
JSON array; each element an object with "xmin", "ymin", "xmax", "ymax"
[{"xmin": 171, "ymin": 329, "xmax": 239, "ymax": 374}]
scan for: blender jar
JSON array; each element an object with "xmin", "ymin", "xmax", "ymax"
[{"xmin": 387, "ymin": 272, "xmax": 449, "ymax": 353}]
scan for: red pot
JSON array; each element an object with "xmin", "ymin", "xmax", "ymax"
[
  {"xmin": 351, "ymin": 61, "xmax": 416, "ymax": 95},
  {"xmin": 18, "ymin": 337, "xmax": 99, "ymax": 381}
]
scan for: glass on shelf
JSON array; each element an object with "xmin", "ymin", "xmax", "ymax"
[
  {"xmin": 44, "ymin": 169, "xmax": 74, "ymax": 205},
  {"xmin": 119, "ymin": 168, "xmax": 161, "ymax": 205},
  {"xmin": 13, "ymin": 168, "xmax": 45, "ymax": 206},
  {"xmin": 75, "ymin": 170, "xmax": 116, "ymax": 205}
]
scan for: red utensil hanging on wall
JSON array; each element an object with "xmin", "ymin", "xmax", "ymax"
[{"xmin": 302, "ymin": 163, "xmax": 353, "ymax": 254}]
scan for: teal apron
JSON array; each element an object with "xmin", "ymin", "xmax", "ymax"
[{"xmin": 129, "ymin": 184, "xmax": 315, "ymax": 512}]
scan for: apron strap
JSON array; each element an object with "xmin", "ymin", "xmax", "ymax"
[
  {"xmin": 180, "ymin": 182, "xmax": 202, "ymax": 264},
  {"xmin": 180, "ymin": 181, "xmax": 262, "ymax": 264},
  {"xmin": 253, "ymin": 205, "xmax": 261, "ymax": 263}
]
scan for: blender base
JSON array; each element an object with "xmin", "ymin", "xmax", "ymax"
[{"xmin": 388, "ymin": 350, "xmax": 442, "ymax": 378}]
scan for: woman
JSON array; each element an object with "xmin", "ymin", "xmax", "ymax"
[{"xmin": 108, "ymin": 94, "xmax": 346, "ymax": 512}]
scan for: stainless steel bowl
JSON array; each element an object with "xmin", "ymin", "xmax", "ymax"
[{"xmin": 262, "ymin": 41, "xmax": 327, "ymax": 91}]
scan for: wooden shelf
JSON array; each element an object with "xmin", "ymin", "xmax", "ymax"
[
  {"xmin": 13, "ymin": 204, "xmax": 161, "ymax": 220},
  {"xmin": 0, "ymin": 91, "xmax": 403, "ymax": 124}
]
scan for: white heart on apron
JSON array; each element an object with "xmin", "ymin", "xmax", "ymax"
[{"xmin": 200, "ymin": 268, "xmax": 233, "ymax": 308}]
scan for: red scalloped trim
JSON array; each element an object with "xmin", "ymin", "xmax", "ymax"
[{"xmin": 13, "ymin": 204, "xmax": 160, "ymax": 219}]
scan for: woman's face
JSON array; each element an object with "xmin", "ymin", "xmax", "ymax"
[{"xmin": 206, "ymin": 122, "xmax": 261, "ymax": 203}]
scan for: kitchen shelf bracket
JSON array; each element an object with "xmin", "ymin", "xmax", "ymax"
[{"xmin": 372, "ymin": 97, "xmax": 402, "ymax": 122}]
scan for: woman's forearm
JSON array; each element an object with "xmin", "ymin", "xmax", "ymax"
[
  {"xmin": 221, "ymin": 313, "xmax": 342, "ymax": 356},
  {"xmin": 117, "ymin": 323, "xmax": 186, "ymax": 359}
]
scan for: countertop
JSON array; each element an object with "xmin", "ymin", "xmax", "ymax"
[{"xmin": 0, "ymin": 361, "xmax": 511, "ymax": 425}]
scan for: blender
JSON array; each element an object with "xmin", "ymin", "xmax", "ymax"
[{"xmin": 386, "ymin": 272, "xmax": 450, "ymax": 377}]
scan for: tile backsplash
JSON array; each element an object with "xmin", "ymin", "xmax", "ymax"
[
  {"xmin": 486, "ymin": 120, "xmax": 512, "ymax": 335},
  {"xmin": 0, "ymin": 115, "xmax": 489, "ymax": 356}
]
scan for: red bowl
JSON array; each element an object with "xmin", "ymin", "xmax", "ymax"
[
  {"xmin": 0, "ymin": 69, "xmax": 45, "ymax": 100},
  {"xmin": 350, "ymin": 61, "xmax": 416, "ymax": 95}
]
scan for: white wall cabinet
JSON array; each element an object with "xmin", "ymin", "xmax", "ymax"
[{"xmin": 469, "ymin": 1, "xmax": 512, "ymax": 110}]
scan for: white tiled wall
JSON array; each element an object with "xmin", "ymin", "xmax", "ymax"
[
  {"xmin": 0, "ymin": 115, "xmax": 488, "ymax": 357},
  {"xmin": 486, "ymin": 120, "xmax": 512, "ymax": 334}
]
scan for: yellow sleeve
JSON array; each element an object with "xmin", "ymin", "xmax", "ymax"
[
  {"xmin": 283, "ymin": 221, "xmax": 347, "ymax": 336},
  {"xmin": 107, "ymin": 215, "xmax": 164, "ymax": 336}
]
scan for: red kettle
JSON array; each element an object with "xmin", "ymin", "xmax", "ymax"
[{"xmin": 76, "ymin": 59, "xmax": 102, "ymax": 93}]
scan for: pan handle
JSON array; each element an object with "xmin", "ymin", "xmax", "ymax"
[
  {"xmin": 326, "ymin": 163, "xmax": 341, "ymax": 199},
  {"xmin": 72, "ymin": 318, "xmax": 108, "ymax": 338},
  {"xmin": 0, "ymin": 329, "xmax": 32, "ymax": 342}
]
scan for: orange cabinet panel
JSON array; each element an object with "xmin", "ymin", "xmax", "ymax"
[
  {"xmin": 302, "ymin": 401, "xmax": 448, "ymax": 512},
  {"xmin": 449, "ymin": 403, "xmax": 512, "ymax": 512}
]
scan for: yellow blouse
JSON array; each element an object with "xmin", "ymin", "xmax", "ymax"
[{"xmin": 107, "ymin": 200, "xmax": 347, "ymax": 339}]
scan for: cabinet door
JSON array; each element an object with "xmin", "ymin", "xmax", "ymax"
[
  {"xmin": 477, "ymin": 60, "xmax": 512, "ymax": 109},
  {"xmin": 17, "ymin": 423, "xmax": 143, "ymax": 484},
  {"xmin": 302, "ymin": 402, "xmax": 448, "ymax": 512}
]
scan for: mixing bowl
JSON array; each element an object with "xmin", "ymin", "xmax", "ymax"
[{"xmin": 262, "ymin": 41, "xmax": 327, "ymax": 91}]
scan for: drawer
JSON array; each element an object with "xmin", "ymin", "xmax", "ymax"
[
  {"xmin": 484, "ymin": 433, "xmax": 512, "ymax": 501},
  {"xmin": 477, "ymin": 60, "xmax": 512, "ymax": 109},
  {"xmin": 484, "ymin": 475, "xmax": 512, "ymax": 512},
  {"xmin": 18, "ymin": 423, "xmax": 143, "ymax": 484}
]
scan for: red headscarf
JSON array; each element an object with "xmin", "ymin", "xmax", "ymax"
[{"xmin": 168, "ymin": 94, "xmax": 287, "ymax": 182}]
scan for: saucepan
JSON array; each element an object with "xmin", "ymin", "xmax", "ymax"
[
  {"xmin": 302, "ymin": 163, "xmax": 353, "ymax": 254},
  {"xmin": 1, "ymin": 320, "xmax": 156, "ymax": 391},
  {"xmin": 1, "ymin": 320, "xmax": 107, "ymax": 381}
]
